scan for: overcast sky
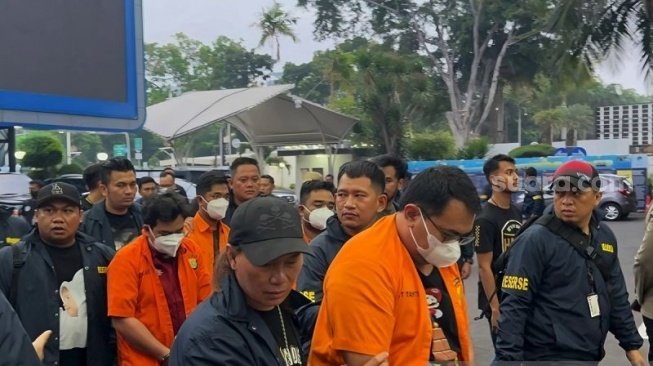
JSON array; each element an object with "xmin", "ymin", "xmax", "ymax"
[{"xmin": 142, "ymin": 0, "xmax": 651, "ymax": 95}]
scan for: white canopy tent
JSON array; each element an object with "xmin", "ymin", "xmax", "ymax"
[{"xmin": 143, "ymin": 84, "xmax": 359, "ymax": 169}]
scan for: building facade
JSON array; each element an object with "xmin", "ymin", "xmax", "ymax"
[{"xmin": 597, "ymin": 103, "xmax": 653, "ymax": 151}]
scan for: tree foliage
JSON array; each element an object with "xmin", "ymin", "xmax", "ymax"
[
  {"xmin": 552, "ymin": 0, "xmax": 653, "ymax": 78},
  {"xmin": 254, "ymin": 2, "xmax": 299, "ymax": 61},
  {"xmin": 144, "ymin": 33, "xmax": 275, "ymax": 164},
  {"xmin": 17, "ymin": 133, "xmax": 64, "ymax": 170},
  {"xmin": 457, "ymin": 137, "xmax": 491, "ymax": 159},
  {"xmin": 406, "ymin": 131, "xmax": 457, "ymax": 160},
  {"xmin": 299, "ymin": 0, "xmax": 561, "ymax": 146}
]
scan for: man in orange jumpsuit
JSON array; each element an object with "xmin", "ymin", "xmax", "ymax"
[
  {"xmin": 309, "ymin": 166, "xmax": 480, "ymax": 366},
  {"xmin": 108, "ymin": 193, "xmax": 212, "ymax": 365}
]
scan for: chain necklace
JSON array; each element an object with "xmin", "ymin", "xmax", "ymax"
[
  {"xmin": 489, "ymin": 197, "xmax": 510, "ymax": 210},
  {"xmin": 277, "ymin": 306, "xmax": 290, "ymax": 359}
]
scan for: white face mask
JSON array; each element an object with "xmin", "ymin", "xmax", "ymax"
[
  {"xmin": 203, "ymin": 197, "xmax": 229, "ymax": 220},
  {"xmin": 409, "ymin": 210, "xmax": 461, "ymax": 268},
  {"xmin": 150, "ymin": 229, "xmax": 184, "ymax": 257},
  {"xmin": 301, "ymin": 206, "xmax": 335, "ymax": 231}
]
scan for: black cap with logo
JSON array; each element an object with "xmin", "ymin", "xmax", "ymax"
[
  {"xmin": 36, "ymin": 182, "xmax": 82, "ymax": 208},
  {"xmin": 228, "ymin": 196, "xmax": 312, "ymax": 266}
]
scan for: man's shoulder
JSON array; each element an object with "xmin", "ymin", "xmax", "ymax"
[
  {"xmin": 181, "ymin": 237, "xmax": 203, "ymax": 254},
  {"xmin": 112, "ymin": 237, "xmax": 144, "ymax": 259},
  {"xmin": 83, "ymin": 239, "xmax": 116, "ymax": 260}
]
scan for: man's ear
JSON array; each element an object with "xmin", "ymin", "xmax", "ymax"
[
  {"xmin": 397, "ymin": 178, "xmax": 405, "ymax": 191},
  {"xmin": 403, "ymin": 204, "xmax": 421, "ymax": 225},
  {"xmin": 225, "ymin": 244, "xmax": 238, "ymax": 270},
  {"xmin": 377, "ymin": 193, "xmax": 388, "ymax": 213},
  {"xmin": 99, "ymin": 183, "xmax": 108, "ymax": 198},
  {"xmin": 594, "ymin": 191, "xmax": 603, "ymax": 207}
]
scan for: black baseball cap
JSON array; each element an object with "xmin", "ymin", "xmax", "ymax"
[
  {"xmin": 36, "ymin": 182, "xmax": 81, "ymax": 208},
  {"xmin": 228, "ymin": 196, "xmax": 312, "ymax": 266},
  {"xmin": 552, "ymin": 160, "xmax": 601, "ymax": 191}
]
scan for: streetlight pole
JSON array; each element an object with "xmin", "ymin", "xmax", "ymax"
[
  {"xmin": 66, "ymin": 132, "xmax": 72, "ymax": 164},
  {"xmin": 517, "ymin": 107, "xmax": 522, "ymax": 146}
]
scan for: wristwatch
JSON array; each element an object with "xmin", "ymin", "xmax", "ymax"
[{"xmin": 462, "ymin": 257, "xmax": 474, "ymax": 265}]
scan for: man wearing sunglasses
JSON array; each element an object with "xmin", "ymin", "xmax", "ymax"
[{"xmin": 309, "ymin": 166, "xmax": 479, "ymax": 366}]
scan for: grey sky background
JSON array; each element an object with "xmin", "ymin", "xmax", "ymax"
[{"xmin": 143, "ymin": 0, "xmax": 651, "ymax": 96}]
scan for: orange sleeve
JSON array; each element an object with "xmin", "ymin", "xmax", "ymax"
[
  {"xmin": 194, "ymin": 247, "xmax": 213, "ymax": 303},
  {"xmin": 107, "ymin": 250, "xmax": 140, "ymax": 318},
  {"xmin": 324, "ymin": 259, "xmax": 395, "ymax": 355}
]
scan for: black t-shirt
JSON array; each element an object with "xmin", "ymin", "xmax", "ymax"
[
  {"xmin": 44, "ymin": 243, "xmax": 88, "ymax": 366},
  {"xmin": 105, "ymin": 210, "xmax": 139, "ymax": 250},
  {"xmin": 473, "ymin": 202, "xmax": 522, "ymax": 309},
  {"xmin": 255, "ymin": 306, "xmax": 303, "ymax": 366},
  {"xmin": 420, "ymin": 267, "xmax": 461, "ymax": 360}
]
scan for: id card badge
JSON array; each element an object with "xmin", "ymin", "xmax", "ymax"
[{"xmin": 587, "ymin": 293, "xmax": 601, "ymax": 317}]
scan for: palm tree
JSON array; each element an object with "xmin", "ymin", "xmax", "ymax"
[
  {"xmin": 552, "ymin": 0, "xmax": 653, "ymax": 76},
  {"xmin": 254, "ymin": 2, "xmax": 299, "ymax": 61},
  {"xmin": 560, "ymin": 104, "xmax": 594, "ymax": 147}
]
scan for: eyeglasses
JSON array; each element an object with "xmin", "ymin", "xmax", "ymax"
[{"xmin": 422, "ymin": 211, "xmax": 463, "ymax": 243}]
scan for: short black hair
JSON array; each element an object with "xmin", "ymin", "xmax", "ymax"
[
  {"xmin": 137, "ymin": 176, "xmax": 156, "ymax": 189},
  {"xmin": 29, "ymin": 179, "xmax": 45, "ymax": 188},
  {"xmin": 260, "ymin": 174, "xmax": 275, "ymax": 185},
  {"xmin": 525, "ymin": 167, "xmax": 537, "ymax": 177},
  {"xmin": 300, "ymin": 180, "xmax": 336, "ymax": 204},
  {"xmin": 83, "ymin": 164, "xmax": 103, "ymax": 191},
  {"xmin": 230, "ymin": 157, "xmax": 259, "ymax": 176},
  {"xmin": 142, "ymin": 192, "xmax": 191, "ymax": 228},
  {"xmin": 163, "ymin": 167, "xmax": 175, "ymax": 173},
  {"xmin": 482, "ymin": 154, "xmax": 516, "ymax": 181},
  {"xmin": 100, "ymin": 158, "xmax": 136, "ymax": 185},
  {"xmin": 196, "ymin": 171, "xmax": 229, "ymax": 197},
  {"xmin": 399, "ymin": 166, "xmax": 481, "ymax": 216},
  {"xmin": 371, "ymin": 154, "xmax": 408, "ymax": 180},
  {"xmin": 337, "ymin": 160, "xmax": 385, "ymax": 195},
  {"xmin": 160, "ymin": 171, "xmax": 175, "ymax": 179},
  {"xmin": 325, "ymin": 174, "xmax": 333, "ymax": 179}
]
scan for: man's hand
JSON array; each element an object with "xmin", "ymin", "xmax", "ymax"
[
  {"xmin": 32, "ymin": 330, "xmax": 52, "ymax": 361},
  {"xmin": 491, "ymin": 308, "xmax": 500, "ymax": 334},
  {"xmin": 626, "ymin": 350, "xmax": 646, "ymax": 366},
  {"xmin": 460, "ymin": 262, "xmax": 471, "ymax": 280}
]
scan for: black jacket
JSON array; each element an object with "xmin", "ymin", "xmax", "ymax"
[
  {"xmin": 80, "ymin": 200, "xmax": 143, "ymax": 250},
  {"xmin": 0, "ymin": 206, "xmax": 31, "ymax": 249},
  {"xmin": 169, "ymin": 273, "xmax": 313, "ymax": 366},
  {"xmin": 296, "ymin": 215, "xmax": 351, "ymax": 303},
  {"xmin": 495, "ymin": 209, "xmax": 642, "ymax": 361},
  {"xmin": 522, "ymin": 184, "xmax": 545, "ymax": 219},
  {"xmin": 0, "ymin": 230, "xmax": 116, "ymax": 366},
  {"xmin": 0, "ymin": 289, "xmax": 42, "ymax": 366}
]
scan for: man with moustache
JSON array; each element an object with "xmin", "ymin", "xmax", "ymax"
[
  {"xmin": 0, "ymin": 182, "xmax": 115, "ymax": 366},
  {"xmin": 297, "ymin": 161, "xmax": 386, "ymax": 304},
  {"xmin": 223, "ymin": 157, "xmax": 261, "ymax": 226},
  {"xmin": 81, "ymin": 158, "xmax": 143, "ymax": 250}
]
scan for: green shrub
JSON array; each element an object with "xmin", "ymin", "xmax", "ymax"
[
  {"xmin": 58, "ymin": 163, "xmax": 83, "ymax": 175},
  {"xmin": 508, "ymin": 144, "xmax": 556, "ymax": 158},
  {"xmin": 457, "ymin": 137, "xmax": 490, "ymax": 159}
]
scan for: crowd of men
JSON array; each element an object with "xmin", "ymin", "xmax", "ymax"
[{"xmin": 0, "ymin": 153, "xmax": 650, "ymax": 366}]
